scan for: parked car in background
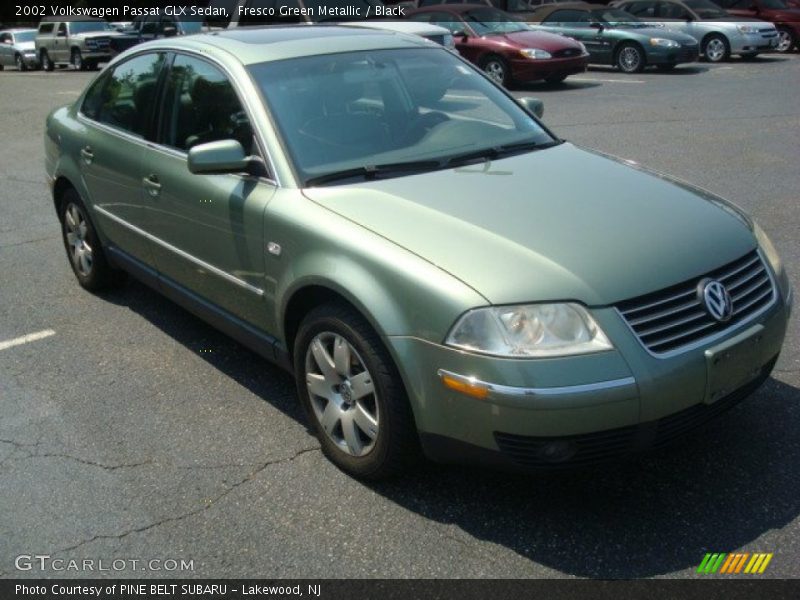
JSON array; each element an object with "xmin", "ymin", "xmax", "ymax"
[
  {"xmin": 408, "ymin": 4, "xmax": 589, "ymax": 84},
  {"xmin": 0, "ymin": 28, "xmax": 38, "ymax": 71},
  {"xmin": 611, "ymin": 0, "xmax": 779, "ymax": 60},
  {"xmin": 35, "ymin": 17, "xmax": 120, "ymax": 71},
  {"xmin": 714, "ymin": 0, "xmax": 800, "ymax": 52},
  {"xmin": 45, "ymin": 27, "xmax": 791, "ymax": 480},
  {"xmin": 109, "ymin": 13, "xmax": 207, "ymax": 56},
  {"xmin": 529, "ymin": 3, "xmax": 699, "ymax": 71},
  {"xmin": 344, "ymin": 20, "xmax": 458, "ymax": 49}
]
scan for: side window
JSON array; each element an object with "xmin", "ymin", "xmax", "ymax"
[
  {"xmin": 57, "ymin": 23, "xmax": 67, "ymax": 37},
  {"xmin": 85, "ymin": 52, "xmax": 166, "ymax": 137},
  {"xmin": 39, "ymin": 23, "xmax": 55, "ymax": 34},
  {"xmin": 545, "ymin": 9, "xmax": 590, "ymax": 25},
  {"xmin": 428, "ymin": 13, "xmax": 468, "ymax": 34},
  {"xmin": 160, "ymin": 55, "xmax": 255, "ymax": 154},
  {"xmin": 625, "ymin": 1, "xmax": 657, "ymax": 16},
  {"xmin": 656, "ymin": 2, "xmax": 691, "ymax": 18}
]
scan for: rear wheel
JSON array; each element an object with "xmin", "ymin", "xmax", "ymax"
[
  {"xmin": 776, "ymin": 27, "xmax": 795, "ymax": 53},
  {"xmin": 616, "ymin": 43, "xmax": 645, "ymax": 73},
  {"xmin": 15, "ymin": 53, "xmax": 27, "ymax": 71},
  {"xmin": 58, "ymin": 189, "xmax": 125, "ymax": 291},
  {"xmin": 294, "ymin": 303, "xmax": 419, "ymax": 480},
  {"xmin": 703, "ymin": 34, "xmax": 730, "ymax": 63},
  {"xmin": 480, "ymin": 55, "xmax": 510, "ymax": 87},
  {"xmin": 41, "ymin": 50, "xmax": 54, "ymax": 71}
]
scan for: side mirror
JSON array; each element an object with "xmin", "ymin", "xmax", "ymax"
[
  {"xmin": 517, "ymin": 96, "xmax": 544, "ymax": 118},
  {"xmin": 188, "ymin": 140, "xmax": 251, "ymax": 175}
]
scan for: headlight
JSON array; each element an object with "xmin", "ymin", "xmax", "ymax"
[
  {"xmin": 520, "ymin": 48, "xmax": 552, "ymax": 60},
  {"xmin": 445, "ymin": 303, "xmax": 613, "ymax": 358},
  {"xmin": 649, "ymin": 38, "xmax": 680, "ymax": 48},
  {"xmin": 754, "ymin": 222, "xmax": 783, "ymax": 276},
  {"xmin": 443, "ymin": 34, "xmax": 455, "ymax": 50},
  {"xmin": 737, "ymin": 25, "xmax": 758, "ymax": 34}
]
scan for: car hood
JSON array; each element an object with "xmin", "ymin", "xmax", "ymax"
[
  {"xmin": 302, "ymin": 143, "xmax": 756, "ymax": 306},
  {"xmin": 15, "ymin": 40, "xmax": 36, "ymax": 52},
  {"xmin": 490, "ymin": 29, "xmax": 584, "ymax": 51}
]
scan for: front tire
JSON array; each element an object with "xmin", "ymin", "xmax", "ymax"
[
  {"xmin": 294, "ymin": 303, "xmax": 419, "ymax": 480},
  {"xmin": 615, "ymin": 42, "xmax": 645, "ymax": 73},
  {"xmin": 59, "ymin": 189, "xmax": 125, "ymax": 291},
  {"xmin": 41, "ymin": 50, "xmax": 54, "ymax": 71},
  {"xmin": 703, "ymin": 34, "xmax": 730, "ymax": 63},
  {"xmin": 15, "ymin": 54, "xmax": 27, "ymax": 71},
  {"xmin": 480, "ymin": 55, "xmax": 511, "ymax": 87},
  {"xmin": 71, "ymin": 48, "xmax": 85, "ymax": 71},
  {"xmin": 776, "ymin": 27, "xmax": 795, "ymax": 53}
]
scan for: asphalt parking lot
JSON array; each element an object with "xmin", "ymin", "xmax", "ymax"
[{"xmin": 1, "ymin": 54, "xmax": 799, "ymax": 579}]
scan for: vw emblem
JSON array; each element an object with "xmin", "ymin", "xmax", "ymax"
[{"xmin": 698, "ymin": 279, "xmax": 734, "ymax": 322}]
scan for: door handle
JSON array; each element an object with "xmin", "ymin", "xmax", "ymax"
[
  {"xmin": 80, "ymin": 146, "xmax": 94, "ymax": 164},
  {"xmin": 142, "ymin": 174, "xmax": 162, "ymax": 197}
]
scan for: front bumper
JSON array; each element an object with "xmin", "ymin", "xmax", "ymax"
[
  {"xmin": 647, "ymin": 45, "xmax": 700, "ymax": 65},
  {"xmin": 389, "ymin": 271, "xmax": 791, "ymax": 470},
  {"xmin": 510, "ymin": 54, "xmax": 589, "ymax": 82},
  {"xmin": 729, "ymin": 30, "xmax": 779, "ymax": 53}
]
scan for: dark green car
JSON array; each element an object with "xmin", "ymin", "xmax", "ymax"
[
  {"xmin": 530, "ymin": 2, "xmax": 700, "ymax": 72},
  {"xmin": 45, "ymin": 27, "xmax": 790, "ymax": 479}
]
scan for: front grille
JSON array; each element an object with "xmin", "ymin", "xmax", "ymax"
[
  {"xmin": 494, "ymin": 356, "xmax": 775, "ymax": 469},
  {"xmin": 617, "ymin": 250, "xmax": 775, "ymax": 355},
  {"xmin": 86, "ymin": 37, "xmax": 110, "ymax": 52},
  {"xmin": 553, "ymin": 48, "xmax": 582, "ymax": 58}
]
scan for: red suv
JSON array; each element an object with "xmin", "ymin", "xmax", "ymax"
[
  {"xmin": 407, "ymin": 4, "xmax": 590, "ymax": 86},
  {"xmin": 715, "ymin": 0, "xmax": 800, "ymax": 52}
]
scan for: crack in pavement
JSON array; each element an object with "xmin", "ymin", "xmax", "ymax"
[
  {"xmin": 52, "ymin": 446, "xmax": 320, "ymax": 554},
  {"xmin": 0, "ymin": 235, "xmax": 60, "ymax": 249},
  {"xmin": 14, "ymin": 453, "xmax": 154, "ymax": 471}
]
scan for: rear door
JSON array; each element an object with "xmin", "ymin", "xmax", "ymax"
[
  {"xmin": 139, "ymin": 52, "xmax": 276, "ymax": 330},
  {"xmin": 542, "ymin": 9, "xmax": 604, "ymax": 56},
  {"xmin": 54, "ymin": 22, "xmax": 68, "ymax": 62},
  {"xmin": 78, "ymin": 51, "xmax": 167, "ymax": 266}
]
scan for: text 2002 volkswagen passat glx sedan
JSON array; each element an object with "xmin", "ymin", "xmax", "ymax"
[{"xmin": 45, "ymin": 27, "xmax": 791, "ymax": 479}]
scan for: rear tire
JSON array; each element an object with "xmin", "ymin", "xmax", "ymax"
[
  {"xmin": 703, "ymin": 34, "xmax": 730, "ymax": 63},
  {"xmin": 58, "ymin": 189, "xmax": 125, "ymax": 291},
  {"xmin": 615, "ymin": 42, "xmax": 645, "ymax": 73},
  {"xmin": 41, "ymin": 50, "xmax": 54, "ymax": 71},
  {"xmin": 776, "ymin": 27, "xmax": 795, "ymax": 53},
  {"xmin": 294, "ymin": 303, "xmax": 419, "ymax": 480}
]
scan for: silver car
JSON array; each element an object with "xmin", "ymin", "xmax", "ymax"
[
  {"xmin": 0, "ymin": 29, "xmax": 39, "ymax": 71},
  {"xmin": 612, "ymin": 0, "xmax": 779, "ymax": 61}
]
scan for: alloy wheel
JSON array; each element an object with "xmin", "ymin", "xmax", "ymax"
[
  {"xmin": 64, "ymin": 203, "xmax": 93, "ymax": 276},
  {"xmin": 483, "ymin": 60, "xmax": 506, "ymax": 86},
  {"xmin": 618, "ymin": 47, "xmax": 641, "ymax": 72},
  {"xmin": 305, "ymin": 332, "xmax": 379, "ymax": 457},
  {"xmin": 776, "ymin": 30, "xmax": 793, "ymax": 53},
  {"xmin": 72, "ymin": 50, "xmax": 82, "ymax": 70},
  {"xmin": 705, "ymin": 38, "xmax": 727, "ymax": 62}
]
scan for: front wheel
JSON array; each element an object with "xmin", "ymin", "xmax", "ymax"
[
  {"xmin": 59, "ymin": 189, "xmax": 125, "ymax": 291},
  {"xmin": 776, "ymin": 27, "xmax": 795, "ymax": 53},
  {"xmin": 294, "ymin": 303, "xmax": 419, "ymax": 480},
  {"xmin": 71, "ymin": 48, "xmax": 85, "ymax": 71},
  {"xmin": 616, "ymin": 43, "xmax": 645, "ymax": 73},
  {"xmin": 15, "ymin": 54, "xmax": 28, "ymax": 71},
  {"xmin": 41, "ymin": 50, "xmax": 54, "ymax": 71},
  {"xmin": 703, "ymin": 34, "xmax": 730, "ymax": 63},
  {"xmin": 480, "ymin": 55, "xmax": 510, "ymax": 87}
]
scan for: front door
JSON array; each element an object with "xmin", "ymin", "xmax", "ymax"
[{"xmin": 140, "ymin": 53, "xmax": 275, "ymax": 331}]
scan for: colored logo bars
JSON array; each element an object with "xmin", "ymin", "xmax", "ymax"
[{"xmin": 697, "ymin": 552, "xmax": 773, "ymax": 574}]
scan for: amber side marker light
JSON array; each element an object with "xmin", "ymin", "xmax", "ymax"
[{"xmin": 439, "ymin": 371, "xmax": 490, "ymax": 400}]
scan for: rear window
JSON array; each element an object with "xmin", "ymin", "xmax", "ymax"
[{"xmin": 38, "ymin": 23, "xmax": 55, "ymax": 34}]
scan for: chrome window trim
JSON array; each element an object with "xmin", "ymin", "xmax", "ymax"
[
  {"xmin": 93, "ymin": 205, "xmax": 265, "ymax": 297},
  {"xmin": 437, "ymin": 369, "xmax": 636, "ymax": 398},
  {"xmin": 615, "ymin": 249, "xmax": 779, "ymax": 360}
]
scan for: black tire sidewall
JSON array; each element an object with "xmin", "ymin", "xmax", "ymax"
[
  {"xmin": 293, "ymin": 305, "xmax": 414, "ymax": 479},
  {"xmin": 703, "ymin": 34, "xmax": 729, "ymax": 62}
]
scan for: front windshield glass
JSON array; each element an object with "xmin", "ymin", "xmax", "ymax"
[
  {"xmin": 463, "ymin": 9, "xmax": 529, "ymax": 35},
  {"xmin": 591, "ymin": 8, "xmax": 645, "ymax": 26},
  {"xmin": 69, "ymin": 21, "xmax": 114, "ymax": 34},
  {"xmin": 15, "ymin": 31, "xmax": 36, "ymax": 42},
  {"xmin": 249, "ymin": 48, "xmax": 555, "ymax": 186},
  {"xmin": 684, "ymin": 0, "xmax": 729, "ymax": 18}
]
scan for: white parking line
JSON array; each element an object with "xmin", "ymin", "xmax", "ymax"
[
  {"xmin": 570, "ymin": 77, "xmax": 646, "ymax": 84},
  {"xmin": 0, "ymin": 329, "xmax": 56, "ymax": 351}
]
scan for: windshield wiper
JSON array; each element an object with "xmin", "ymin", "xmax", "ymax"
[
  {"xmin": 445, "ymin": 139, "xmax": 560, "ymax": 168},
  {"xmin": 304, "ymin": 160, "xmax": 441, "ymax": 187}
]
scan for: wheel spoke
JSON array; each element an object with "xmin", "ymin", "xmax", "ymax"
[
  {"xmin": 319, "ymin": 400, "xmax": 340, "ymax": 435},
  {"xmin": 66, "ymin": 232, "xmax": 77, "ymax": 246},
  {"xmin": 65, "ymin": 207, "xmax": 77, "ymax": 229},
  {"xmin": 78, "ymin": 249, "xmax": 91, "ymax": 274},
  {"xmin": 353, "ymin": 402, "xmax": 378, "ymax": 440},
  {"xmin": 306, "ymin": 373, "xmax": 331, "ymax": 400},
  {"xmin": 78, "ymin": 221, "xmax": 88, "ymax": 238},
  {"xmin": 350, "ymin": 371, "xmax": 374, "ymax": 400},
  {"xmin": 311, "ymin": 338, "xmax": 339, "ymax": 384},
  {"xmin": 340, "ymin": 412, "xmax": 363, "ymax": 455},
  {"xmin": 333, "ymin": 336, "xmax": 351, "ymax": 378}
]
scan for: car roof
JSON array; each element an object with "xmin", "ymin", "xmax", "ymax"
[
  {"xmin": 132, "ymin": 25, "xmax": 434, "ymax": 65},
  {"xmin": 39, "ymin": 15, "xmax": 108, "ymax": 23},
  {"xmin": 529, "ymin": 2, "xmax": 609, "ymax": 20}
]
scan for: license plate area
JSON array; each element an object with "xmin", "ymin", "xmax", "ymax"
[{"xmin": 704, "ymin": 324, "xmax": 766, "ymax": 405}]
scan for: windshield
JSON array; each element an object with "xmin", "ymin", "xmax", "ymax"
[
  {"xmin": 684, "ymin": 0, "xmax": 729, "ymax": 18},
  {"xmin": 249, "ymin": 48, "xmax": 555, "ymax": 186},
  {"xmin": 463, "ymin": 9, "xmax": 529, "ymax": 35},
  {"xmin": 14, "ymin": 31, "xmax": 36, "ymax": 42},
  {"xmin": 69, "ymin": 21, "xmax": 114, "ymax": 34},
  {"xmin": 591, "ymin": 8, "xmax": 646, "ymax": 26}
]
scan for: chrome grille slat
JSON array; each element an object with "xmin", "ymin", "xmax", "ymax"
[{"xmin": 617, "ymin": 250, "xmax": 775, "ymax": 355}]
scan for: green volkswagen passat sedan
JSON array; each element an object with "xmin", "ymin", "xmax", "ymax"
[{"xmin": 45, "ymin": 26, "xmax": 791, "ymax": 479}]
